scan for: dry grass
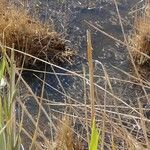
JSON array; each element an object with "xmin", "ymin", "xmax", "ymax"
[
  {"xmin": 0, "ymin": 0, "xmax": 73, "ymax": 68},
  {"xmin": 1, "ymin": 0, "xmax": 150, "ymax": 150},
  {"xmin": 51, "ymin": 117, "xmax": 83, "ymax": 150},
  {"xmin": 130, "ymin": 13, "xmax": 150, "ymax": 67},
  {"xmin": 129, "ymin": 11, "xmax": 150, "ymax": 80}
]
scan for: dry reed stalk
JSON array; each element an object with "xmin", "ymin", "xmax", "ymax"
[
  {"xmin": 29, "ymin": 69, "xmax": 46, "ymax": 150},
  {"xmin": 87, "ymin": 30, "xmax": 95, "ymax": 123},
  {"xmin": 83, "ymin": 65, "xmax": 90, "ymax": 144}
]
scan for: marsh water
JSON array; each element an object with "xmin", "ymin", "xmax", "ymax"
[
  {"xmin": 23, "ymin": 0, "xmax": 149, "ymax": 102},
  {"xmin": 14, "ymin": 0, "xmax": 150, "ymax": 147}
]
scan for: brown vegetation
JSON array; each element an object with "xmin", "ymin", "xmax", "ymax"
[
  {"xmin": 129, "ymin": 10, "xmax": 150, "ymax": 80},
  {"xmin": 130, "ymin": 17, "xmax": 150, "ymax": 67},
  {"xmin": 0, "ymin": 0, "xmax": 73, "ymax": 67},
  {"xmin": 51, "ymin": 117, "xmax": 83, "ymax": 150}
]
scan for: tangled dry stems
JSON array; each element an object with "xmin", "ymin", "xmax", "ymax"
[
  {"xmin": 129, "ymin": 9, "xmax": 150, "ymax": 80},
  {"xmin": 0, "ymin": 0, "xmax": 73, "ymax": 68},
  {"xmin": 50, "ymin": 117, "xmax": 83, "ymax": 150},
  {"xmin": 130, "ymin": 17, "xmax": 150, "ymax": 67},
  {"xmin": 0, "ymin": 0, "xmax": 149, "ymax": 149}
]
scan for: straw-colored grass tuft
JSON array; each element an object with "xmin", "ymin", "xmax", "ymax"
[
  {"xmin": 130, "ymin": 17, "xmax": 150, "ymax": 67},
  {"xmin": 129, "ymin": 9, "xmax": 150, "ymax": 80},
  {"xmin": 52, "ymin": 117, "xmax": 83, "ymax": 150},
  {"xmin": 0, "ymin": 0, "xmax": 74, "ymax": 67}
]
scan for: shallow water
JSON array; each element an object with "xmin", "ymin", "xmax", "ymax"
[
  {"xmin": 13, "ymin": 0, "xmax": 150, "ymax": 148},
  {"xmin": 26, "ymin": 0, "xmax": 148, "ymax": 101},
  {"xmin": 11, "ymin": 0, "xmax": 149, "ymax": 109}
]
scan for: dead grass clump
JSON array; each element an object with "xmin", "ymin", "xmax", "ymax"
[
  {"xmin": 0, "ymin": 1, "xmax": 73, "ymax": 67},
  {"xmin": 52, "ymin": 117, "xmax": 83, "ymax": 150},
  {"xmin": 129, "ymin": 13, "xmax": 150, "ymax": 81},
  {"xmin": 130, "ymin": 17, "xmax": 150, "ymax": 67}
]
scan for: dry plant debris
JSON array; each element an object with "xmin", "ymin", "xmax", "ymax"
[
  {"xmin": 0, "ymin": 0, "xmax": 74, "ymax": 67},
  {"xmin": 51, "ymin": 117, "xmax": 83, "ymax": 150},
  {"xmin": 130, "ymin": 17, "xmax": 150, "ymax": 67},
  {"xmin": 129, "ymin": 9, "xmax": 150, "ymax": 80}
]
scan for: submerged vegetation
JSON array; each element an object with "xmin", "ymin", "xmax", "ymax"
[{"xmin": 0, "ymin": 0, "xmax": 150, "ymax": 150}]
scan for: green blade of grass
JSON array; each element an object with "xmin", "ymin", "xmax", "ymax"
[
  {"xmin": 89, "ymin": 118, "xmax": 100, "ymax": 150},
  {"xmin": 0, "ymin": 96, "xmax": 6, "ymax": 150},
  {"xmin": 0, "ymin": 50, "xmax": 6, "ymax": 150},
  {"xmin": 0, "ymin": 55, "xmax": 6, "ymax": 80}
]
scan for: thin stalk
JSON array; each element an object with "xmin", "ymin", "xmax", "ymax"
[{"xmin": 87, "ymin": 30, "xmax": 95, "ymax": 123}]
